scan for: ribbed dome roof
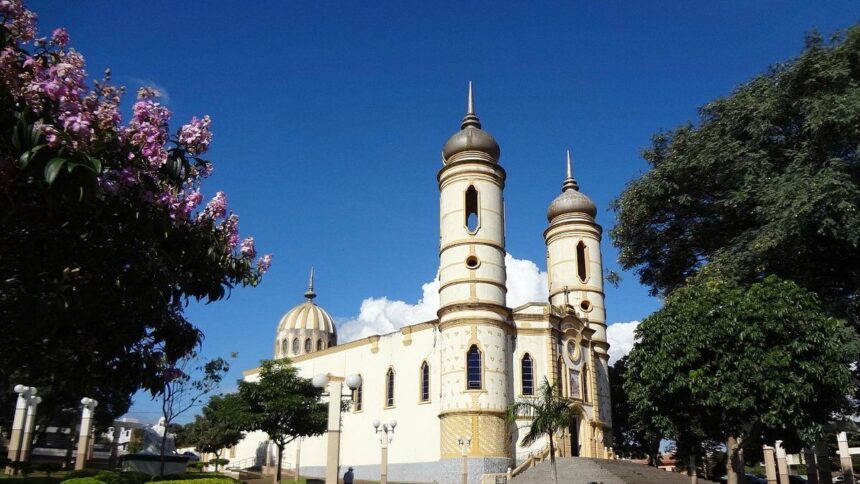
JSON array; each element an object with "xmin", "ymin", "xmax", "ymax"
[
  {"xmin": 276, "ymin": 268, "xmax": 336, "ymax": 336},
  {"xmin": 547, "ymin": 150, "xmax": 597, "ymax": 221},
  {"xmin": 277, "ymin": 301, "xmax": 336, "ymax": 334},
  {"xmin": 442, "ymin": 82, "xmax": 500, "ymax": 163}
]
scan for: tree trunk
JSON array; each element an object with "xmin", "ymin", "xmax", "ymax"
[
  {"xmin": 689, "ymin": 453, "xmax": 698, "ymax": 484},
  {"xmin": 159, "ymin": 428, "xmax": 169, "ymax": 477},
  {"xmin": 274, "ymin": 444, "xmax": 284, "ymax": 484},
  {"xmin": 214, "ymin": 450, "xmax": 221, "ymax": 472},
  {"xmin": 727, "ymin": 436, "xmax": 743, "ymax": 484},
  {"xmin": 548, "ymin": 432, "xmax": 559, "ymax": 484}
]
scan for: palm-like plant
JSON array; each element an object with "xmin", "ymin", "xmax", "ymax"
[{"xmin": 506, "ymin": 377, "xmax": 578, "ymax": 484}]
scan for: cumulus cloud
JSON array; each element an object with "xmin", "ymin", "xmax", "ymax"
[
  {"xmin": 128, "ymin": 77, "xmax": 171, "ymax": 104},
  {"xmin": 337, "ymin": 253, "xmax": 549, "ymax": 342},
  {"xmin": 606, "ymin": 320, "xmax": 640, "ymax": 364}
]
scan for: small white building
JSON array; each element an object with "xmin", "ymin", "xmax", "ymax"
[{"xmin": 235, "ymin": 87, "xmax": 613, "ymax": 484}]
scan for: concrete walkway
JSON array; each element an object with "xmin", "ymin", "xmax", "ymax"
[{"xmin": 511, "ymin": 457, "xmax": 695, "ymax": 484}]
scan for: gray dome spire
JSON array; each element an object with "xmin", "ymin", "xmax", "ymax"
[
  {"xmin": 442, "ymin": 82, "xmax": 500, "ymax": 162},
  {"xmin": 547, "ymin": 149, "xmax": 597, "ymax": 221}
]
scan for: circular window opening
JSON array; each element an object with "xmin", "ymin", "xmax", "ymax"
[
  {"xmin": 580, "ymin": 300, "xmax": 592, "ymax": 312},
  {"xmin": 465, "ymin": 256, "xmax": 480, "ymax": 269}
]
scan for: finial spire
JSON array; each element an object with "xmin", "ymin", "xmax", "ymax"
[
  {"xmin": 460, "ymin": 81, "xmax": 482, "ymax": 130},
  {"xmin": 304, "ymin": 267, "xmax": 316, "ymax": 301},
  {"xmin": 562, "ymin": 149, "xmax": 579, "ymax": 191}
]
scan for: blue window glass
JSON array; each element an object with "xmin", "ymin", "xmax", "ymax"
[
  {"xmin": 522, "ymin": 354, "xmax": 534, "ymax": 396},
  {"xmin": 467, "ymin": 345, "xmax": 481, "ymax": 389}
]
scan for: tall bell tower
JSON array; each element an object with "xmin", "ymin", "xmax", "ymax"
[
  {"xmin": 437, "ymin": 83, "xmax": 512, "ymax": 475},
  {"xmin": 544, "ymin": 150, "xmax": 612, "ymax": 435}
]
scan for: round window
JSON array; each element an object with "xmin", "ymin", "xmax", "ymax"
[
  {"xmin": 580, "ymin": 300, "xmax": 592, "ymax": 312},
  {"xmin": 465, "ymin": 256, "xmax": 480, "ymax": 269}
]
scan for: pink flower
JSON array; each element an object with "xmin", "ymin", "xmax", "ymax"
[
  {"xmin": 221, "ymin": 214, "xmax": 239, "ymax": 250},
  {"xmin": 199, "ymin": 191, "xmax": 227, "ymax": 220},
  {"xmin": 178, "ymin": 115, "xmax": 212, "ymax": 156},
  {"xmin": 240, "ymin": 237, "xmax": 256, "ymax": 258},
  {"xmin": 257, "ymin": 254, "xmax": 273, "ymax": 273},
  {"xmin": 51, "ymin": 27, "xmax": 69, "ymax": 47}
]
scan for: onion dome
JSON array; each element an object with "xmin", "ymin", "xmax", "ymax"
[
  {"xmin": 547, "ymin": 150, "xmax": 597, "ymax": 221},
  {"xmin": 274, "ymin": 268, "xmax": 337, "ymax": 358},
  {"xmin": 442, "ymin": 82, "xmax": 501, "ymax": 162}
]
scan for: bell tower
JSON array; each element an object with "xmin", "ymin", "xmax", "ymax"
[
  {"xmin": 437, "ymin": 83, "xmax": 511, "ymax": 474},
  {"xmin": 544, "ymin": 150, "xmax": 612, "ymax": 434}
]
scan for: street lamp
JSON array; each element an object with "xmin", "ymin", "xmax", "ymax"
[
  {"xmin": 372, "ymin": 419, "xmax": 397, "ymax": 484},
  {"xmin": 312, "ymin": 373, "xmax": 361, "ymax": 484},
  {"xmin": 457, "ymin": 436, "xmax": 472, "ymax": 484},
  {"xmin": 6, "ymin": 385, "xmax": 37, "ymax": 476}
]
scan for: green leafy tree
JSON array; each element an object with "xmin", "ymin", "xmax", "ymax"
[
  {"xmin": 236, "ymin": 360, "xmax": 327, "ymax": 484},
  {"xmin": 624, "ymin": 275, "xmax": 856, "ymax": 484},
  {"xmin": 0, "ymin": 0, "xmax": 271, "ymax": 429},
  {"xmin": 506, "ymin": 378, "xmax": 578, "ymax": 484},
  {"xmin": 183, "ymin": 394, "xmax": 245, "ymax": 472},
  {"xmin": 608, "ymin": 357, "xmax": 662, "ymax": 465},
  {"xmin": 611, "ymin": 25, "xmax": 860, "ymax": 331}
]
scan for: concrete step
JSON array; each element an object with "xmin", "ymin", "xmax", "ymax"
[{"xmin": 511, "ymin": 457, "xmax": 694, "ymax": 484}]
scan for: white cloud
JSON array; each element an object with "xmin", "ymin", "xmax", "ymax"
[
  {"xmin": 337, "ymin": 253, "xmax": 549, "ymax": 342},
  {"xmin": 606, "ymin": 320, "xmax": 640, "ymax": 364},
  {"xmin": 128, "ymin": 77, "xmax": 171, "ymax": 104}
]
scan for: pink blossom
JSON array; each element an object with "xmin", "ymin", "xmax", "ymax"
[
  {"xmin": 199, "ymin": 191, "xmax": 227, "ymax": 220},
  {"xmin": 221, "ymin": 214, "xmax": 239, "ymax": 250},
  {"xmin": 123, "ymin": 97, "xmax": 170, "ymax": 169},
  {"xmin": 178, "ymin": 115, "xmax": 212, "ymax": 156},
  {"xmin": 51, "ymin": 27, "xmax": 69, "ymax": 47},
  {"xmin": 257, "ymin": 254, "xmax": 273, "ymax": 273},
  {"xmin": 240, "ymin": 237, "xmax": 256, "ymax": 258}
]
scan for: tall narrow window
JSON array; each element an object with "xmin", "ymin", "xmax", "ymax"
[
  {"xmin": 353, "ymin": 380, "xmax": 363, "ymax": 412},
  {"xmin": 316, "ymin": 339, "xmax": 323, "ymax": 351},
  {"xmin": 521, "ymin": 354, "xmax": 534, "ymax": 396},
  {"xmin": 569, "ymin": 369, "xmax": 581, "ymax": 399},
  {"xmin": 281, "ymin": 339, "xmax": 287, "ymax": 357},
  {"xmin": 420, "ymin": 361, "xmax": 430, "ymax": 402},
  {"xmin": 576, "ymin": 241, "xmax": 588, "ymax": 281},
  {"xmin": 292, "ymin": 338, "xmax": 299, "ymax": 355},
  {"xmin": 465, "ymin": 186, "xmax": 479, "ymax": 233},
  {"xmin": 467, "ymin": 345, "xmax": 482, "ymax": 389},
  {"xmin": 385, "ymin": 368, "xmax": 395, "ymax": 407},
  {"xmin": 581, "ymin": 366, "xmax": 589, "ymax": 402},
  {"xmin": 556, "ymin": 357, "xmax": 563, "ymax": 395},
  {"xmin": 304, "ymin": 338, "xmax": 312, "ymax": 353}
]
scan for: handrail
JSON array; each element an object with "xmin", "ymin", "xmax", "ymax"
[{"xmin": 510, "ymin": 443, "xmax": 551, "ymax": 478}]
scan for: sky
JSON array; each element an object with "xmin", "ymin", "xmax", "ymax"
[{"xmin": 29, "ymin": 0, "xmax": 860, "ymax": 423}]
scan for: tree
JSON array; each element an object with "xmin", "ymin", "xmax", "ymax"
[
  {"xmin": 624, "ymin": 275, "xmax": 857, "ymax": 484},
  {"xmin": 236, "ymin": 360, "xmax": 327, "ymax": 484},
  {"xmin": 611, "ymin": 25, "xmax": 860, "ymax": 331},
  {"xmin": 156, "ymin": 353, "xmax": 231, "ymax": 476},
  {"xmin": 182, "ymin": 394, "xmax": 245, "ymax": 472},
  {"xmin": 0, "ymin": 0, "xmax": 272, "ymax": 428},
  {"xmin": 608, "ymin": 357, "xmax": 661, "ymax": 465},
  {"xmin": 506, "ymin": 378, "xmax": 578, "ymax": 484}
]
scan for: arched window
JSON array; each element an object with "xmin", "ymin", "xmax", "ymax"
[
  {"xmin": 521, "ymin": 354, "xmax": 534, "ymax": 396},
  {"xmin": 465, "ymin": 185, "xmax": 479, "ymax": 233},
  {"xmin": 420, "ymin": 361, "xmax": 430, "ymax": 402},
  {"xmin": 385, "ymin": 368, "xmax": 395, "ymax": 408},
  {"xmin": 581, "ymin": 366, "xmax": 589, "ymax": 402},
  {"xmin": 292, "ymin": 338, "xmax": 299, "ymax": 355},
  {"xmin": 352, "ymin": 378, "xmax": 363, "ymax": 412},
  {"xmin": 316, "ymin": 339, "xmax": 323, "ymax": 351},
  {"xmin": 304, "ymin": 338, "xmax": 312, "ymax": 353},
  {"xmin": 466, "ymin": 345, "xmax": 482, "ymax": 389},
  {"xmin": 576, "ymin": 241, "xmax": 588, "ymax": 282},
  {"xmin": 281, "ymin": 339, "xmax": 287, "ymax": 357},
  {"xmin": 556, "ymin": 357, "xmax": 563, "ymax": 395}
]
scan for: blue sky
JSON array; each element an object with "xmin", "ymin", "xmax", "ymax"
[{"xmin": 30, "ymin": 0, "xmax": 860, "ymax": 422}]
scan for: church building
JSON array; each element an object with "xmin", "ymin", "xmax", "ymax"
[{"xmin": 235, "ymin": 85, "xmax": 613, "ymax": 484}]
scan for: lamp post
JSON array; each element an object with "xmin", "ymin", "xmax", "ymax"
[
  {"xmin": 6, "ymin": 385, "xmax": 37, "ymax": 475},
  {"xmin": 75, "ymin": 397, "xmax": 98, "ymax": 470},
  {"xmin": 372, "ymin": 419, "xmax": 397, "ymax": 484},
  {"xmin": 312, "ymin": 373, "xmax": 362, "ymax": 484},
  {"xmin": 20, "ymin": 395, "xmax": 42, "ymax": 463},
  {"xmin": 457, "ymin": 436, "xmax": 472, "ymax": 484}
]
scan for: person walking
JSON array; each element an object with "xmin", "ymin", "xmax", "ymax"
[{"xmin": 343, "ymin": 467, "xmax": 354, "ymax": 484}]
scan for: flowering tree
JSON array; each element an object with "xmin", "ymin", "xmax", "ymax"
[{"xmin": 0, "ymin": 0, "xmax": 271, "ymax": 428}]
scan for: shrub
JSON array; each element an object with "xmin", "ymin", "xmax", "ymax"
[
  {"xmin": 186, "ymin": 461, "xmax": 205, "ymax": 472},
  {"xmin": 156, "ymin": 479, "xmax": 236, "ymax": 484},
  {"xmin": 35, "ymin": 462, "xmax": 65, "ymax": 476},
  {"xmin": 63, "ymin": 470, "xmax": 101, "ymax": 479},
  {"xmin": 61, "ymin": 478, "xmax": 106, "ymax": 484},
  {"xmin": 118, "ymin": 471, "xmax": 152, "ymax": 484}
]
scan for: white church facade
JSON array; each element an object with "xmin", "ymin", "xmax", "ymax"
[{"xmin": 234, "ymin": 86, "xmax": 613, "ymax": 483}]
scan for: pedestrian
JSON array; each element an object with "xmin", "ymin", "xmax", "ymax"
[{"xmin": 343, "ymin": 466, "xmax": 354, "ymax": 484}]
